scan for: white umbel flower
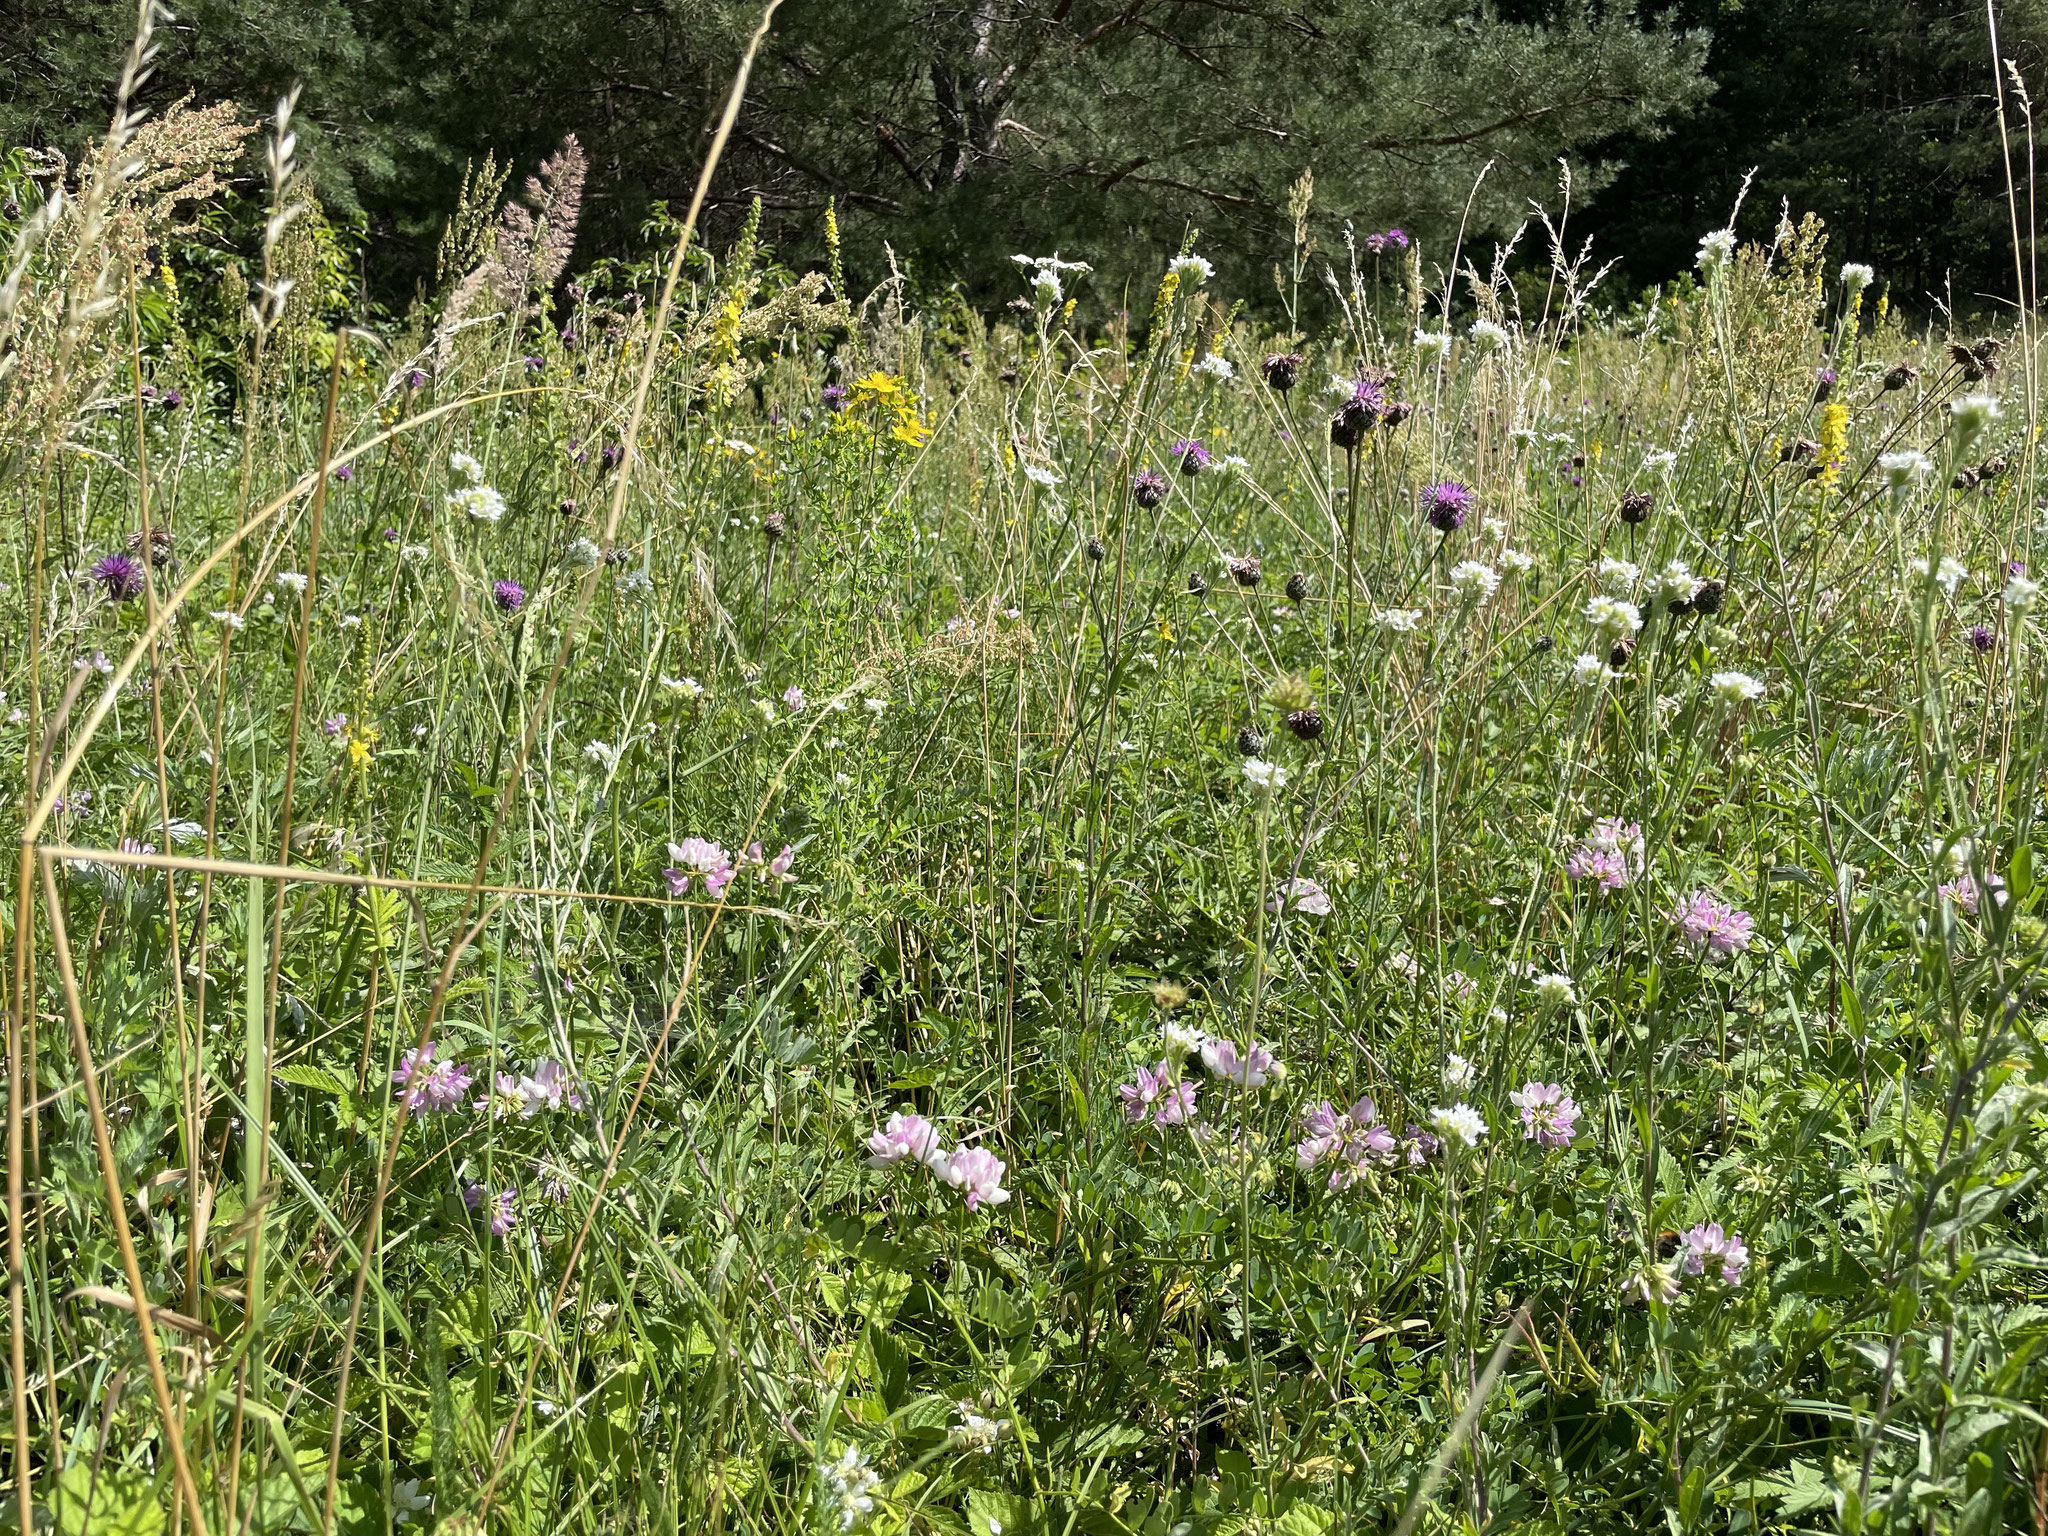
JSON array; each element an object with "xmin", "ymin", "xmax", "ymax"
[
  {"xmin": 1709, "ymin": 670, "xmax": 1765, "ymax": 705},
  {"xmin": 1430, "ymin": 1102, "xmax": 1487, "ymax": 1149},
  {"xmin": 1583, "ymin": 594, "xmax": 1642, "ymax": 636},
  {"xmin": 1532, "ymin": 972, "xmax": 1576, "ymax": 1005},
  {"xmin": 1839, "ymin": 262, "xmax": 1875, "ymax": 293},
  {"xmin": 1696, "ymin": 228, "xmax": 1737, "ymax": 273},
  {"xmin": 1448, "ymin": 561, "xmax": 1501, "ymax": 601},
  {"xmin": 1242, "ymin": 758, "xmax": 1289, "ymax": 793}
]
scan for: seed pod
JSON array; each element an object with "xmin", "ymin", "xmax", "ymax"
[
  {"xmin": 1607, "ymin": 635, "xmax": 1636, "ymax": 670},
  {"xmin": 1380, "ymin": 401, "xmax": 1414, "ymax": 427},
  {"xmin": 1284, "ymin": 572, "xmax": 1310, "ymax": 601},
  {"xmin": 1979, "ymin": 455, "xmax": 2008, "ymax": 481},
  {"xmin": 1229, "ymin": 555, "xmax": 1262, "ymax": 588},
  {"xmin": 125, "ymin": 526, "xmax": 174, "ymax": 567},
  {"xmin": 1235, "ymin": 726, "xmax": 1266, "ymax": 757},
  {"xmin": 1619, "ymin": 491, "xmax": 1653, "ymax": 525},
  {"xmin": 763, "ymin": 511, "xmax": 786, "ymax": 542},
  {"xmin": 1947, "ymin": 342, "xmax": 1984, "ymax": 382},
  {"xmin": 1692, "ymin": 578, "xmax": 1726, "ymax": 616},
  {"xmin": 1883, "ymin": 364, "xmax": 1918, "ymax": 392},
  {"xmin": 1531, "ymin": 634, "xmax": 1556, "ymax": 654},
  {"xmin": 1952, "ymin": 467, "xmax": 1980, "ymax": 492},
  {"xmin": 1329, "ymin": 398, "xmax": 1374, "ymax": 450},
  {"xmin": 1781, "ymin": 437, "xmax": 1818, "ymax": 463},
  {"xmin": 1285, "ymin": 708, "xmax": 1324, "ymax": 741}
]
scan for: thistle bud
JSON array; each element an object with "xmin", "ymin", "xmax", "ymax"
[
  {"xmin": 1947, "ymin": 342, "xmax": 1984, "ymax": 382},
  {"xmin": 1607, "ymin": 635, "xmax": 1636, "ymax": 670},
  {"xmin": 1531, "ymin": 634, "xmax": 1555, "ymax": 654},
  {"xmin": 1380, "ymin": 401, "xmax": 1414, "ymax": 428},
  {"xmin": 1813, "ymin": 367, "xmax": 1837, "ymax": 403},
  {"xmin": 1952, "ymin": 467, "xmax": 1981, "ymax": 492},
  {"xmin": 1132, "ymin": 469, "xmax": 1169, "ymax": 508},
  {"xmin": 763, "ymin": 511, "xmax": 786, "ymax": 542},
  {"xmin": 1979, "ymin": 455, "xmax": 2008, "ymax": 481}
]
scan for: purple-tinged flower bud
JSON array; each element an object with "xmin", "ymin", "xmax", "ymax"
[
  {"xmin": 1284, "ymin": 572, "xmax": 1309, "ymax": 601},
  {"xmin": 1286, "ymin": 708, "xmax": 1323, "ymax": 741},
  {"xmin": 1422, "ymin": 480, "xmax": 1473, "ymax": 533},
  {"xmin": 1236, "ymin": 725, "xmax": 1265, "ymax": 756},
  {"xmin": 1813, "ymin": 367, "xmax": 1837, "ymax": 403},
  {"xmin": 1229, "ymin": 555, "xmax": 1262, "ymax": 588},
  {"xmin": 1132, "ymin": 469, "xmax": 1169, "ymax": 508},
  {"xmin": 1883, "ymin": 364, "xmax": 1918, "ymax": 392},
  {"xmin": 1261, "ymin": 352, "xmax": 1302, "ymax": 391},
  {"xmin": 492, "ymin": 580, "xmax": 527, "ymax": 613}
]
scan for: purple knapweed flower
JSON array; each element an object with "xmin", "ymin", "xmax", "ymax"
[
  {"xmin": 404, "ymin": 369, "xmax": 429, "ymax": 389},
  {"xmin": 822, "ymin": 384, "xmax": 849, "ymax": 411},
  {"xmin": 1671, "ymin": 890, "xmax": 1754, "ymax": 961},
  {"xmin": 522, "ymin": 354, "xmax": 545, "ymax": 373},
  {"xmin": 332, "ymin": 462, "xmax": 354, "ymax": 482},
  {"xmin": 1509, "ymin": 1082, "xmax": 1580, "ymax": 1149},
  {"xmin": 89, "ymin": 553, "xmax": 147, "ymax": 602},
  {"xmin": 601, "ymin": 444, "xmax": 624, "ymax": 471},
  {"xmin": 1131, "ymin": 468, "xmax": 1169, "ymax": 507},
  {"xmin": 383, "ymin": 527, "xmax": 400, "ymax": 542},
  {"xmin": 492, "ymin": 580, "xmax": 526, "ymax": 613},
  {"xmin": 1171, "ymin": 438, "xmax": 1211, "ymax": 474},
  {"xmin": 1422, "ymin": 480, "xmax": 1473, "ymax": 533},
  {"xmin": 1967, "ymin": 625, "xmax": 1996, "ymax": 654}
]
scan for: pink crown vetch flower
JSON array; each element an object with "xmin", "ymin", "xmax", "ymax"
[
  {"xmin": 1508, "ymin": 1081, "xmax": 1580, "ymax": 1149},
  {"xmin": 1671, "ymin": 890, "xmax": 1754, "ymax": 960},
  {"xmin": 865, "ymin": 1111, "xmax": 947, "ymax": 1171},
  {"xmin": 941, "ymin": 1145, "xmax": 1010, "ymax": 1211}
]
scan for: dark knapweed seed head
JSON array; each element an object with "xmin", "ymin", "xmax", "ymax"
[
  {"xmin": 1284, "ymin": 572, "xmax": 1310, "ymax": 601},
  {"xmin": 1262, "ymin": 352, "xmax": 1302, "ymax": 391},
  {"xmin": 1883, "ymin": 364, "xmax": 1918, "ymax": 392},
  {"xmin": 1782, "ymin": 437, "xmax": 1818, "ymax": 464},
  {"xmin": 1692, "ymin": 578, "xmax": 1726, "ymax": 616},
  {"xmin": 1607, "ymin": 635, "xmax": 1636, "ymax": 669},
  {"xmin": 1667, "ymin": 594, "xmax": 1695, "ymax": 617},
  {"xmin": 1967, "ymin": 624, "xmax": 1997, "ymax": 654},
  {"xmin": 492, "ymin": 580, "xmax": 527, "ymax": 613},
  {"xmin": 604, "ymin": 547, "xmax": 631, "ymax": 567},
  {"xmin": 1132, "ymin": 469, "xmax": 1169, "ymax": 508},
  {"xmin": 1235, "ymin": 726, "xmax": 1266, "ymax": 757},
  {"xmin": 1173, "ymin": 438, "xmax": 1212, "ymax": 474},
  {"xmin": 1085, "ymin": 537, "xmax": 1107, "ymax": 562},
  {"xmin": 763, "ymin": 511, "xmax": 787, "ymax": 542},
  {"xmin": 1952, "ymin": 467, "xmax": 1981, "ymax": 492},
  {"xmin": 1975, "ymin": 336, "xmax": 2005, "ymax": 365},
  {"xmin": 1422, "ymin": 480, "xmax": 1473, "ymax": 533},
  {"xmin": 1980, "ymin": 455, "xmax": 2008, "ymax": 480},
  {"xmin": 1813, "ymin": 367, "xmax": 1837, "ymax": 403},
  {"xmin": 601, "ymin": 443, "xmax": 624, "ymax": 471},
  {"xmin": 90, "ymin": 553, "xmax": 146, "ymax": 601},
  {"xmin": 126, "ymin": 526, "xmax": 173, "ymax": 566},
  {"xmin": 1532, "ymin": 634, "xmax": 1555, "ymax": 654},
  {"xmin": 1619, "ymin": 490, "xmax": 1653, "ymax": 525},
  {"xmin": 1948, "ymin": 341, "xmax": 1984, "ymax": 382},
  {"xmin": 559, "ymin": 498, "xmax": 579, "ymax": 517},
  {"xmin": 1229, "ymin": 555, "xmax": 1262, "ymax": 588},
  {"xmin": 1286, "ymin": 708, "xmax": 1324, "ymax": 741},
  {"xmin": 1186, "ymin": 571, "xmax": 1209, "ymax": 596},
  {"xmin": 1380, "ymin": 400, "xmax": 1414, "ymax": 428}
]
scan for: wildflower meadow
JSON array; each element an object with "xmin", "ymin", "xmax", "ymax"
[{"xmin": 3, "ymin": 10, "xmax": 2047, "ymax": 1536}]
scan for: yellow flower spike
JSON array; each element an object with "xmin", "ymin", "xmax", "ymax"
[{"xmin": 1816, "ymin": 401, "xmax": 1849, "ymax": 488}]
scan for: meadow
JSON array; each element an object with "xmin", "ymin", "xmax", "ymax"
[{"xmin": 3, "ymin": 30, "xmax": 2048, "ymax": 1536}]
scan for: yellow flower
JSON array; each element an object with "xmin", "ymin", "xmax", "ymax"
[
  {"xmin": 1816, "ymin": 401, "xmax": 1849, "ymax": 487},
  {"xmin": 347, "ymin": 723, "xmax": 380, "ymax": 769}
]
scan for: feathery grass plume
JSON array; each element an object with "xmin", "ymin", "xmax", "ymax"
[{"xmin": 491, "ymin": 133, "xmax": 587, "ymax": 308}]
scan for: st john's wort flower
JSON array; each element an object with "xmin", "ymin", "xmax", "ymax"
[
  {"xmin": 1672, "ymin": 890, "xmax": 1754, "ymax": 960},
  {"xmin": 1295, "ymin": 1097, "xmax": 1396, "ymax": 1188},
  {"xmin": 941, "ymin": 1146, "xmax": 1011, "ymax": 1210},
  {"xmin": 1677, "ymin": 1223, "xmax": 1750, "ymax": 1285},
  {"xmin": 866, "ymin": 1111, "xmax": 947, "ymax": 1170},
  {"xmin": 1509, "ymin": 1081, "xmax": 1580, "ymax": 1148},
  {"xmin": 1200, "ymin": 1036, "xmax": 1279, "ymax": 1088}
]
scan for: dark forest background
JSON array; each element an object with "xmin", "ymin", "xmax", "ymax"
[{"xmin": 3, "ymin": 0, "xmax": 2044, "ymax": 318}]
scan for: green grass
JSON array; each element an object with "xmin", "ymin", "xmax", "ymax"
[{"xmin": 2, "ymin": 121, "xmax": 2047, "ymax": 1536}]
